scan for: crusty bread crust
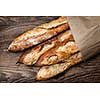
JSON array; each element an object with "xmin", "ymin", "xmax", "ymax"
[
  {"xmin": 36, "ymin": 52, "xmax": 82, "ymax": 80},
  {"xmin": 36, "ymin": 41, "xmax": 79, "ymax": 66},
  {"xmin": 8, "ymin": 17, "xmax": 68, "ymax": 52},
  {"xmin": 19, "ymin": 30, "xmax": 73, "ymax": 65}
]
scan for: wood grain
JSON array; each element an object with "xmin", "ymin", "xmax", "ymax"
[{"xmin": 0, "ymin": 16, "xmax": 100, "ymax": 83}]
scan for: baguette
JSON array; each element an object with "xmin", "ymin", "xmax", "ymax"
[
  {"xmin": 8, "ymin": 16, "xmax": 69, "ymax": 52},
  {"xmin": 19, "ymin": 30, "xmax": 74, "ymax": 65},
  {"xmin": 36, "ymin": 52, "xmax": 82, "ymax": 80},
  {"xmin": 35, "ymin": 41, "xmax": 79, "ymax": 66}
]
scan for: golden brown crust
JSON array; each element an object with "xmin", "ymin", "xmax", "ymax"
[
  {"xmin": 36, "ymin": 41, "xmax": 79, "ymax": 66},
  {"xmin": 19, "ymin": 39, "xmax": 55, "ymax": 65},
  {"xmin": 19, "ymin": 30, "xmax": 73, "ymax": 65},
  {"xmin": 38, "ymin": 16, "xmax": 68, "ymax": 29},
  {"xmin": 8, "ymin": 16, "xmax": 68, "ymax": 52},
  {"xmin": 36, "ymin": 52, "xmax": 82, "ymax": 80}
]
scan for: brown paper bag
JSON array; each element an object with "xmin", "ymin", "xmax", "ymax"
[{"xmin": 68, "ymin": 16, "xmax": 100, "ymax": 60}]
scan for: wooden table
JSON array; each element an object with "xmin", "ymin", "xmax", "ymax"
[{"xmin": 0, "ymin": 16, "xmax": 100, "ymax": 83}]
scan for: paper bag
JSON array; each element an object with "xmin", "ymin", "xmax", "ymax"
[{"xmin": 68, "ymin": 16, "xmax": 100, "ymax": 60}]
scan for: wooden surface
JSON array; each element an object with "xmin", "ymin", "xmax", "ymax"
[{"xmin": 0, "ymin": 16, "xmax": 100, "ymax": 83}]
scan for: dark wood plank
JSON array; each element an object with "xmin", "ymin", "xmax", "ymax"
[{"xmin": 0, "ymin": 16, "xmax": 100, "ymax": 83}]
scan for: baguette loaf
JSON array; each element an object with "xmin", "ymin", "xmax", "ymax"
[
  {"xmin": 35, "ymin": 41, "xmax": 79, "ymax": 66},
  {"xmin": 8, "ymin": 16, "xmax": 69, "ymax": 52},
  {"xmin": 36, "ymin": 52, "xmax": 82, "ymax": 80},
  {"xmin": 19, "ymin": 30, "xmax": 73, "ymax": 65}
]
